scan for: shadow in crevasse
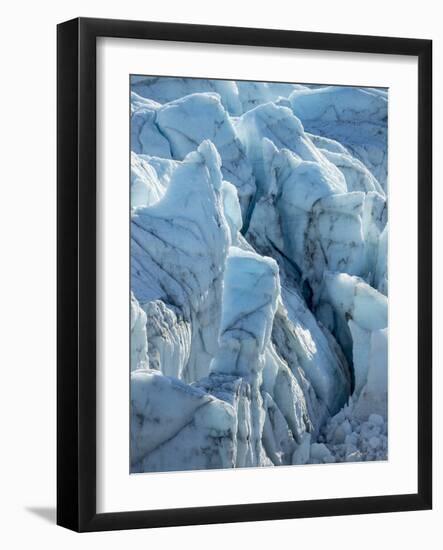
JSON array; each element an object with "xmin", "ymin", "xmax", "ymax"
[{"xmin": 26, "ymin": 506, "xmax": 56, "ymax": 524}]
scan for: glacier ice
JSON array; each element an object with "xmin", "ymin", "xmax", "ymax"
[
  {"xmin": 235, "ymin": 102, "xmax": 346, "ymax": 200},
  {"xmin": 131, "ymin": 369, "xmax": 236, "ymax": 472},
  {"xmin": 131, "ymin": 152, "xmax": 165, "ymax": 208},
  {"xmin": 131, "ymin": 292, "xmax": 149, "ymax": 371},
  {"xmin": 131, "ymin": 140, "xmax": 231, "ymax": 383},
  {"xmin": 236, "ymin": 80, "xmax": 308, "ymax": 113},
  {"xmin": 323, "ymin": 272, "xmax": 388, "ymax": 332},
  {"xmin": 201, "ymin": 247, "xmax": 282, "ymax": 467},
  {"xmin": 132, "ymin": 76, "xmax": 244, "ymax": 116},
  {"xmin": 210, "ymin": 246, "xmax": 280, "ymax": 377},
  {"xmin": 130, "ymin": 77, "xmax": 388, "ymax": 472},
  {"xmin": 131, "ymin": 93, "xmax": 172, "ymax": 158},
  {"xmin": 155, "ymin": 93, "xmax": 256, "ymax": 217},
  {"xmin": 143, "ymin": 300, "xmax": 191, "ymax": 379},
  {"xmin": 374, "ymin": 224, "xmax": 388, "ymax": 296},
  {"xmin": 290, "ymin": 86, "xmax": 388, "ymax": 191}
]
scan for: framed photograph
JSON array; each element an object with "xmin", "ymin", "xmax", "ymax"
[{"xmin": 57, "ymin": 17, "xmax": 432, "ymax": 532}]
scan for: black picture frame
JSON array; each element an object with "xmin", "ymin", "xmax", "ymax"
[{"xmin": 57, "ymin": 17, "xmax": 432, "ymax": 532}]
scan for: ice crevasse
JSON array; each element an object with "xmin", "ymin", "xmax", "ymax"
[{"xmin": 130, "ymin": 79, "xmax": 388, "ymax": 471}]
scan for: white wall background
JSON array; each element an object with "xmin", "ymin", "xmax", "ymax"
[{"xmin": 0, "ymin": 0, "xmax": 440, "ymax": 547}]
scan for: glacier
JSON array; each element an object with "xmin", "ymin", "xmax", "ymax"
[{"xmin": 130, "ymin": 77, "xmax": 388, "ymax": 472}]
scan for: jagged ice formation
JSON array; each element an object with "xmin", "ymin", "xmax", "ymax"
[{"xmin": 130, "ymin": 77, "xmax": 388, "ymax": 472}]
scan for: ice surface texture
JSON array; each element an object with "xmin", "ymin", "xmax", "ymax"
[{"xmin": 130, "ymin": 78, "xmax": 388, "ymax": 472}]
